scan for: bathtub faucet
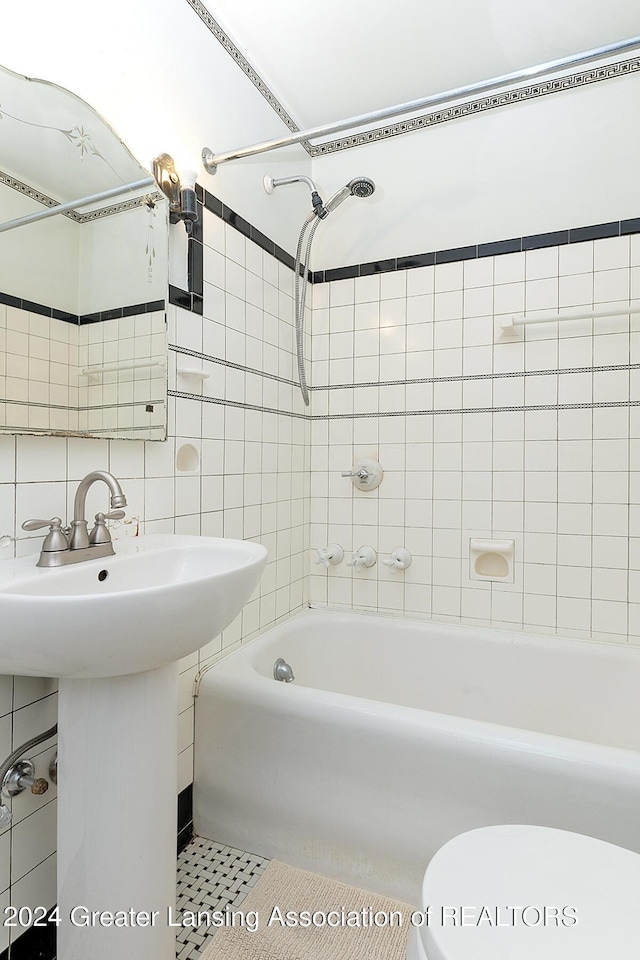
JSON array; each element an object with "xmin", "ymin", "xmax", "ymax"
[{"xmin": 274, "ymin": 658, "xmax": 295, "ymax": 683}]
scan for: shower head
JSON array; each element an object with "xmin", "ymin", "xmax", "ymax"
[
  {"xmin": 323, "ymin": 176, "xmax": 376, "ymax": 215},
  {"xmin": 348, "ymin": 177, "xmax": 376, "ymax": 199}
]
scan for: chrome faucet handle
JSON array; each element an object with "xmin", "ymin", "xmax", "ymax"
[
  {"xmin": 341, "ymin": 467, "xmax": 370, "ymax": 480},
  {"xmin": 21, "ymin": 518, "xmax": 69, "ymax": 553},
  {"xmin": 340, "ymin": 458, "xmax": 384, "ymax": 491},
  {"xmin": 22, "ymin": 517, "xmax": 62, "ymax": 532},
  {"xmin": 89, "ymin": 510, "xmax": 126, "ymax": 546},
  {"xmin": 97, "ymin": 510, "xmax": 126, "ymax": 522}
]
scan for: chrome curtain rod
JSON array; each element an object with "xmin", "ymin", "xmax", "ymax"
[
  {"xmin": 0, "ymin": 177, "xmax": 155, "ymax": 235},
  {"xmin": 202, "ymin": 35, "xmax": 640, "ymax": 173}
]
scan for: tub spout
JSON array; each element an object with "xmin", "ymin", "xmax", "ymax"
[{"xmin": 274, "ymin": 658, "xmax": 295, "ymax": 683}]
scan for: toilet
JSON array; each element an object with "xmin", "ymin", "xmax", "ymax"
[{"xmin": 407, "ymin": 824, "xmax": 640, "ymax": 959}]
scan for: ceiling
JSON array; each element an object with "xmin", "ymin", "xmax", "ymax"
[{"xmin": 201, "ymin": 0, "xmax": 640, "ymax": 140}]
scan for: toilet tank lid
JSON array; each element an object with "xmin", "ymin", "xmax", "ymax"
[{"xmin": 419, "ymin": 825, "xmax": 640, "ymax": 960}]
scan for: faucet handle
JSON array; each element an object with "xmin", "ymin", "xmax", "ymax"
[
  {"xmin": 314, "ymin": 544, "xmax": 344, "ymax": 569},
  {"xmin": 89, "ymin": 510, "xmax": 126, "ymax": 546},
  {"xmin": 21, "ymin": 518, "xmax": 69, "ymax": 553},
  {"xmin": 22, "ymin": 517, "xmax": 62, "ymax": 532},
  {"xmin": 98, "ymin": 510, "xmax": 126, "ymax": 522}
]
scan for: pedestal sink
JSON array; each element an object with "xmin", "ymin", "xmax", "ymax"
[{"xmin": 0, "ymin": 534, "xmax": 267, "ymax": 960}]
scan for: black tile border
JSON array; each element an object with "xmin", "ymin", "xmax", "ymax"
[
  {"xmin": 0, "ymin": 291, "xmax": 165, "ymax": 325},
  {"xmin": 174, "ymin": 184, "xmax": 640, "ymax": 313},
  {"xmin": 177, "ymin": 782, "xmax": 194, "ymax": 853},
  {"xmin": 1, "ymin": 903, "xmax": 57, "ymax": 960},
  {"xmin": 314, "ymin": 217, "xmax": 640, "ymax": 283}
]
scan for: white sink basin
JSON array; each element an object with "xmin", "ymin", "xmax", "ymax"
[{"xmin": 0, "ymin": 534, "xmax": 267, "ymax": 678}]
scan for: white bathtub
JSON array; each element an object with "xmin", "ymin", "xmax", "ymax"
[{"xmin": 194, "ymin": 608, "xmax": 640, "ymax": 902}]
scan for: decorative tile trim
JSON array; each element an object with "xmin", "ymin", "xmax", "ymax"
[
  {"xmin": 168, "ymin": 388, "xmax": 309, "ymax": 420},
  {"xmin": 3, "ymin": 398, "xmax": 165, "ymax": 413},
  {"xmin": 183, "ymin": 0, "xmax": 311, "ymax": 152},
  {"xmin": 310, "ymin": 57, "xmax": 640, "ymax": 156},
  {"xmin": 0, "ymin": 290, "xmax": 165, "ymax": 324},
  {"xmin": 311, "ymin": 362, "xmax": 640, "ymax": 391},
  {"xmin": 72, "ymin": 192, "xmax": 163, "ymax": 224},
  {"xmin": 0, "ymin": 170, "xmax": 161, "ymax": 223},
  {"xmin": 313, "ymin": 399, "xmax": 640, "ymax": 420},
  {"xmin": 168, "ymin": 389, "xmax": 640, "ymax": 422},
  {"xmin": 182, "ymin": 1, "xmax": 638, "ymax": 162},
  {"xmin": 178, "ymin": 4, "xmax": 640, "ymax": 164},
  {"xmin": 169, "ymin": 344, "xmax": 300, "ymax": 389}
]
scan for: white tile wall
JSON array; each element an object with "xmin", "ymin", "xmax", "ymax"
[
  {"xmin": 0, "ymin": 306, "xmax": 166, "ymax": 439},
  {"xmin": 310, "ymin": 235, "xmax": 640, "ymax": 645},
  {"xmin": 0, "ymin": 211, "xmax": 310, "ymax": 936}
]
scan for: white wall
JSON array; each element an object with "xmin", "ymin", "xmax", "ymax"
[
  {"xmin": 0, "ymin": 185, "xmax": 79, "ymax": 312},
  {"xmin": 311, "ymin": 68, "xmax": 640, "ymax": 269}
]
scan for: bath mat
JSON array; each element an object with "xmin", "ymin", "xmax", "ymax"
[{"xmin": 198, "ymin": 859, "xmax": 412, "ymax": 960}]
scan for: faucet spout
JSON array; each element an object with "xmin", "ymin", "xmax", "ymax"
[{"xmin": 70, "ymin": 471, "xmax": 127, "ymax": 550}]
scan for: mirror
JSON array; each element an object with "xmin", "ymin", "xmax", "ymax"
[{"xmin": 0, "ymin": 63, "xmax": 169, "ymax": 440}]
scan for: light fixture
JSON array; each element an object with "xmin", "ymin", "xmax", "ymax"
[{"xmin": 152, "ymin": 153, "xmax": 198, "ymax": 233}]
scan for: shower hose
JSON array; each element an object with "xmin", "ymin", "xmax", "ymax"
[{"xmin": 293, "ymin": 211, "xmax": 321, "ymax": 406}]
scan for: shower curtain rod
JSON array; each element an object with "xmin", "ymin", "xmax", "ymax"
[
  {"xmin": 202, "ymin": 35, "xmax": 640, "ymax": 173},
  {"xmin": 0, "ymin": 177, "xmax": 155, "ymax": 235}
]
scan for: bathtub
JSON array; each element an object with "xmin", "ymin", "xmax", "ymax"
[{"xmin": 194, "ymin": 607, "xmax": 640, "ymax": 902}]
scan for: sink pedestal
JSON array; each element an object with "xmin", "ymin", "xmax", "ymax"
[{"xmin": 57, "ymin": 663, "xmax": 178, "ymax": 960}]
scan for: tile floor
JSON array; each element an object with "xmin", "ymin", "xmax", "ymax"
[{"xmin": 175, "ymin": 836, "xmax": 269, "ymax": 959}]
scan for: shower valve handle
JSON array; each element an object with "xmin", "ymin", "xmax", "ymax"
[
  {"xmin": 383, "ymin": 548, "xmax": 412, "ymax": 571},
  {"xmin": 342, "ymin": 467, "xmax": 370, "ymax": 481},
  {"xmin": 315, "ymin": 544, "xmax": 344, "ymax": 569},
  {"xmin": 341, "ymin": 459, "xmax": 383, "ymax": 491},
  {"xmin": 347, "ymin": 546, "xmax": 377, "ymax": 571}
]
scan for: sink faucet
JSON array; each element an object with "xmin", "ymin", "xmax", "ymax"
[
  {"xmin": 69, "ymin": 471, "xmax": 127, "ymax": 550},
  {"xmin": 22, "ymin": 471, "xmax": 127, "ymax": 568}
]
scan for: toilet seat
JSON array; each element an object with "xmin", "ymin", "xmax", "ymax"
[{"xmin": 412, "ymin": 824, "xmax": 640, "ymax": 960}]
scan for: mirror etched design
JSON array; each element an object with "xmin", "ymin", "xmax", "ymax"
[{"xmin": 0, "ymin": 63, "xmax": 169, "ymax": 440}]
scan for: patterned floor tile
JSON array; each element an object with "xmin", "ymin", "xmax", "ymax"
[{"xmin": 175, "ymin": 836, "xmax": 269, "ymax": 959}]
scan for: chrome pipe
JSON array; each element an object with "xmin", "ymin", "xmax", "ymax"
[
  {"xmin": 0, "ymin": 177, "xmax": 156, "ymax": 234},
  {"xmin": 202, "ymin": 35, "xmax": 640, "ymax": 173},
  {"xmin": 264, "ymin": 174, "xmax": 319, "ymax": 193}
]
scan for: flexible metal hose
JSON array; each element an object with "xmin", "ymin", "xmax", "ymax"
[
  {"xmin": 0, "ymin": 724, "xmax": 57, "ymax": 788},
  {"xmin": 293, "ymin": 211, "xmax": 320, "ymax": 407}
]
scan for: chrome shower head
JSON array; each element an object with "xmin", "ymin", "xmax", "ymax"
[
  {"xmin": 324, "ymin": 176, "xmax": 376, "ymax": 215},
  {"xmin": 348, "ymin": 177, "xmax": 375, "ymax": 198}
]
